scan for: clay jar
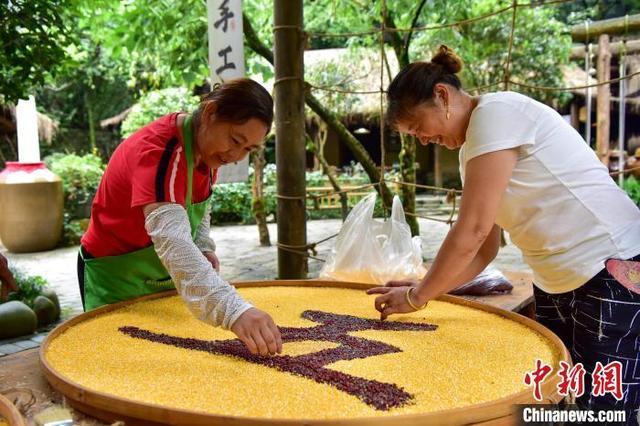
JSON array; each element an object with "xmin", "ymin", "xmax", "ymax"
[{"xmin": 0, "ymin": 162, "xmax": 63, "ymax": 252}]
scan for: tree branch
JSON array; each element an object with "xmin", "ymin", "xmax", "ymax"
[
  {"xmin": 403, "ymin": 0, "xmax": 428, "ymax": 58},
  {"xmin": 381, "ymin": 10, "xmax": 407, "ymax": 68},
  {"xmin": 243, "ymin": 13, "xmax": 273, "ymax": 65}
]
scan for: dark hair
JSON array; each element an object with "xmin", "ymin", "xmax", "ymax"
[
  {"xmin": 194, "ymin": 77, "xmax": 274, "ymax": 131},
  {"xmin": 386, "ymin": 45, "xmax": 463, "ymax": 127}
]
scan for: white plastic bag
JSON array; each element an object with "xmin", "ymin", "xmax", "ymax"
[{"xmin": 320, "ymin": 193, "xmax": 427, "ymax": 284}]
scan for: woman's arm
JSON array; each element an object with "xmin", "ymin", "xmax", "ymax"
[
  {"xmin": 143, "ymin": 202, "xmax": 281, "ymax": 355},
  {"xmin": 369, "ymin": 148, "xmax": 518, "ymax": 319}
]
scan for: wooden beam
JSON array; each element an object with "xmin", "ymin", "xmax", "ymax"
[
  {"xmin": 571, "ymin": 39, "xmax": 640, "ymax": 58},
  {"xmin": 571, "ymin": 14, "xmax": 640, "ymax": 42},
  {"xmin": 274, "ymin": 0, "xmax": 307, "ymax": 279},
  {"xmin": 596, "ymin": 34, "xmax": 611, "ymax": 167}
]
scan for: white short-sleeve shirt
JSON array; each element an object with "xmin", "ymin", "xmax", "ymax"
[{"xmin": 459, "ymin": 91, "xmax": 640, "ymax": 293}]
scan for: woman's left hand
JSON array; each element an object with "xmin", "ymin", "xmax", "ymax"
[
  {"xmin": 366, "ymin": 282, "xmax": 427, "ymax": 321},
  {"xmin": 203, "ymin": 251, "xmax": 220, "ymax": 272}
]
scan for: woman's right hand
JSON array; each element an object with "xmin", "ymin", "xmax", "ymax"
[{"xmin": 231, "ymin": 308, "xmax": 282, "ymax": 356}]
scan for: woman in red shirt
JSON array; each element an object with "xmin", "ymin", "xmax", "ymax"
[{"xmin": 79, "ymin": 78, "xmax": 281, "ymax": 356}]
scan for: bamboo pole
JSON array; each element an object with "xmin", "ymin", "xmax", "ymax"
[
  {"xmin": 251, "ymin": 145, "xmax": 270, "ymax": 246},
  {"xmin": 571, "ymin": 14, "xmax": 640, "ymax": 42},
  {"xmin": 596, "ymin": 34, "xmax": 611, "ymax": 166},
  {"xmin": 274, "ymin": 0, "xmax": 307, "ymax": 278}
]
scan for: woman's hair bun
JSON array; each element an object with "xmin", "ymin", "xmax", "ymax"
[{"xmin": 431, "ymin": 45, "xmax": 463, "ymax": 74}]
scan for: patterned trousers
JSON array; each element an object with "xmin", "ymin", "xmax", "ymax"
[{"xmin": 534, "ymin": 257, "xmax": 640, "ymax": 425}]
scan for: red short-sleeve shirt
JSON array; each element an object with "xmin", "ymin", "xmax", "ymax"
[{"xmin": 81, "ymin": 113, "xmax": 216, "ymax": 258}]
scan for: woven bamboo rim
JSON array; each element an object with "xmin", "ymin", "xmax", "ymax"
[
  {"xmin": 0, "ymin": 394, "xmax": 26, "ymax": 426},
  {"xmin": 40, "ymin": 280, "xmax": 571, "ymax": 425}
]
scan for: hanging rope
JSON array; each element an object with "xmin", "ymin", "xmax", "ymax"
[{"xmin": 503, "ymin": 0, "xmax": 518, "ymax": 90}]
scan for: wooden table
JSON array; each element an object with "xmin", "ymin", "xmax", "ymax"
[{"xmin": 0, "ymin": 271, "xmax": 534, "ymax": 425}]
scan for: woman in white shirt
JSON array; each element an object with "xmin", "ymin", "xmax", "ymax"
[{"xmin": 369, "ymin": 45, "xmax": 640, "ymax": 422}]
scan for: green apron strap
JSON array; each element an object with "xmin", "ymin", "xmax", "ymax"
[{"xmin": 182, "ymin": 114, "xmax": 194, "ymax": 208}]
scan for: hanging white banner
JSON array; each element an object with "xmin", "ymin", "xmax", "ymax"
[{"xmin": 207, "ymin": 0, "xmax": 248, "ymax": 183}]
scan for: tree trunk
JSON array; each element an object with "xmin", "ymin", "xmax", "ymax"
[
  {"xmin": 251, "ymin": 145, "xmax": 270, "ymax": 246},
  {"xmin": 274, "ymin": 0, "xmax": 307, "ymax": 279},
  {"xmin": 399, "ymin": 134, "xmax": 418, "ymax": 235},
  {"xmin": 85, "ymin": 91, "xmax": 96, "ymax": 153}
]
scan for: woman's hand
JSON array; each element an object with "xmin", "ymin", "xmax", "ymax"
[
  {"xmin": 203, "ymin": 251, "xmax": 220, "ymax": 272},
  {"xmin": 367, "ymin": 280, "xmax": 427, "ymax": 320},
  {"xmin": 231, "ymin": 308, "xmax": 283, "ymax": 356}
]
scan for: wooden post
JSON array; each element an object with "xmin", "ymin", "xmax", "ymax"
[
  {"xmin": 570, "ymin": 101, "xmax": 580, "ymax": 131},
  {"xmin": 596, "ymin": 34, "xmax": 611, "ymax": 166},
  {"xmin": 274, "ymin": 0, "xmax": 307, "ymax": 279}
]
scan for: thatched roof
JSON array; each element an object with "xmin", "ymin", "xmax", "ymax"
[
  {"xmin": 100, "ymin": 106, "xmax": 132, "ymax": 128},
  {"xmin": 0, "ymin": 105, "xmax": 58, "ymax": 145},
  {"xmin": 303, "ymin": 47, "xmax": 400, "ymax": 116}
]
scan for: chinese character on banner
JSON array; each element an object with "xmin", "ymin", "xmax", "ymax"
[
  {"xmin": 216, "ymin": 45, "xmax": 236, "ymax": 75},
  {"xmin": 557, "ymin": 361, "xmax": 586, "ymax": 397},
  {"xmin": 214, "ymin": 0, "xmax": 234, "ymax": 32},
  {"xmin": 207, "ymin": 0, "xmax": 244, "ymax": 83},
  {"xmin": 524, "ymin": 359, "xmax": 553, "ymax": 401},
  {"xmin": 206, "ymin": 0, "xmax": 248, "ymax": 183},
  {"xmin": 592, "ymin": 361, "xmax": 623, "ymax": 400}
]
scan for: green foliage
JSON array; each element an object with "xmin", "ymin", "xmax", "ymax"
[
  {"xmin": 44, "ymin": 153, "xmax": 105, "ymax": 246},
  {"xmin": 411, "ymin": 0, "xmax": 572, "ymax": 106},
  {"xmin": 44, "ymin": 152, "xmax": 103, "ymax": 246},
  {"xmin": 7, "ymin": 267, "xmax": 48, "ymax": 309},
  {"xmin": 554, "ymin": 0, "xmax": 640, "ymax": 25},
  {"xmin": 121, "ymin": 88, "xmax": 200, "ymax": 138},
  {"xmin": 0, "ymin": 1, "xmax": 71, "ymax": 101},
  {"xmin": 623, "ymin": 176, "xmax": 640, "ymax": 205},
  {"xmin": 61, "ymin": 217, "xmax": 89, "ymax": 246},
  {"xmin": 45, "ymin": 153, "xmax": 105, "ymax": 219}
]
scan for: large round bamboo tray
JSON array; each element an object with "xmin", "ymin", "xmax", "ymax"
[
  {"xmin": 40, "ymin": 280, "xmax": 570, "ymax": 425},
  {"xmin": 0, "ymin": 394, "xmax": 26, "ymax": 426}
]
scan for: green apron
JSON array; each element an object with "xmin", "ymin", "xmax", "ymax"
[{"xmin": 82, "ymin": 115, "xmax": 212, "ymax": 311}]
